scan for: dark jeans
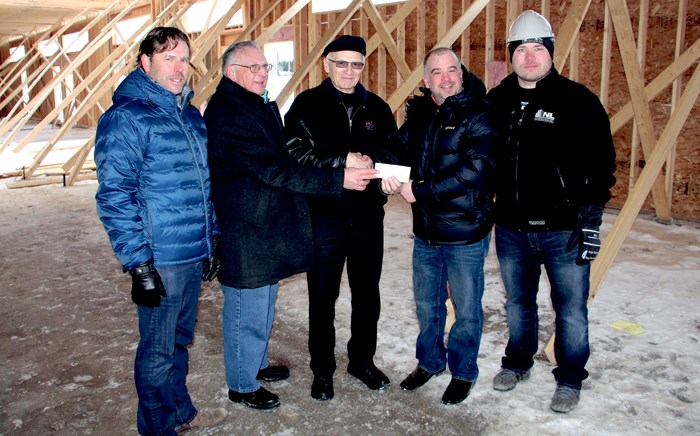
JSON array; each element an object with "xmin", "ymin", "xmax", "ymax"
[
  {"xmin": 134, "ymin": 262, "xmax": 202, "ymax": 436},
  {"xmin": 495, "ymin": 225, "xmax": 591, "ymax": 388},
  {"xmin": 412, "ymin": 234, "xmax": 490, "ymax": 381},
  {"xmin": 307, "ymin": 210, "xmax": 384, "ymax": 377}
]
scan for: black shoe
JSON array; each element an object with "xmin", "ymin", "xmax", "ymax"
[
  {"xmin": 441, "ymin": 379, "xmax": 473, "ymax": 405},
  {"xmin": 256, "ymin": 365, "xmax": 290, "ymax": 382},
  {"xmin": 228, "ymin": 387, "xmax": 280, "ymax": 410},
  {"xmin": 400, "ymin": 367, "xmax": 445, "ymax": 391},
  {"xmin": 311, "ymin": 375, "xmax": 334, "ymax": 401},
  {"xmin": 347, "ymin": 364, "xmax": 390, "ymax": 390}
]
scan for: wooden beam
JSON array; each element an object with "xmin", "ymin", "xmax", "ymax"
[
  {"xmin": 628, "ymin": 0, "xmax": 649, "ymax": 200},
  {"xmin": 0, "ymin": 1, "xmax": 114, "ymax": 8},
  {"xmin": 362, "ymin": 1, "xmax": 411, "ymax": 81},
  {"xmin": 608, "ymin": 0, "xmax": 670, "ymax": 220},
  {"xmin": 0, "ymin": 1, "xmax": 132, "ymax": 144},
  {"xmin": 274, "ymin": 0, "xmax": 364, "ymax": 110},
  {"xmin": 257, "ymin": 0, "xmax": 309, "ymax": 46},
  {"xmin": 666, "ymin": 0, "xmax": 688, "ymax": 210},
  {"xmin": 365, "ymin": 0, "xmax": 421, "ymax": 56},
  {"xmin": 553, "ymin": 0, "xmax": 591, "ymax": 72},
  {"xmin": 610, "ymin": 37, "xmax": 700, "ymax": 134},
  {"xmin": 599, "ymin": 1, "xmax": 612, "ymax": 108},
  {"xmin": 460, "ymin": 0, "xmax": 471, "ymax": 70},
  {"xmin": 387, "ymin": 0, "xmax": 490, "ymax": 113},
  {"xmin": 190, "ymin": 0, "xmax": 247, "ymax": 66},
  {"xmin": 545, "ymin": 61, "xmax": 700, "ymax": 364},
  {"xmin": 21, "ymin": 0, "xmax": 189, "ymax": 177},
  {"xmin": 66, "ymin": 137, "xmax": 95, "ymax": 186},
  {"xmin": 0, "ymin": 10, "xmax": 85, "ymax": 115},
  {"xmin": 192, "ymin": 0, "xmax": 278, "ymax": 108},
  {"xmin": 484, "ymin": 0, "xmax": 494, "ymax": 86}
]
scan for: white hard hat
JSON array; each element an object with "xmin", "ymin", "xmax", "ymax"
[{"xmin": 507, "ymin": 10, "xmax": 556, "ymax": 43}]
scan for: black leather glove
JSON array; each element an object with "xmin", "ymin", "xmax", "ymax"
[
  {"xmin": 129, "ymin": 259, "xmax": 167, "ymax": 307},
  {"xmin": 566, "ymin": 205, "xmax": 603, "ymax": 265},
  {"xmin": 202, "ymin": 235, "xmax": 221, "ymax": 282}
]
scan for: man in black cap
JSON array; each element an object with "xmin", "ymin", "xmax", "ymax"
[{"xmin": 284, "ymin": 35, "xmax": 403, "ymax": 401}]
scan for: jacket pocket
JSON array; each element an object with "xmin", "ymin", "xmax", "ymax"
[{"xmin": 253, "ymin": 189, "xmax": 273, "ymax": 227}]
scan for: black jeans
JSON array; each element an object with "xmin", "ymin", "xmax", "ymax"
[{"xmin": 307, "ymin": 210, "xmax": 385, "ymax": 377}]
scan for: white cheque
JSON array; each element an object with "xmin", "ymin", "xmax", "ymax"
[{"xmin": 374, "ymin": 163, "xmax": 411, "ymax": 183}]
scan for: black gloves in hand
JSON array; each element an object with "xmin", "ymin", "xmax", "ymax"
[
  {"xmin": 566, "ymin": 205, "xmax": 604, "ymax": 265},
  {"xmin": 129, "ymin": 259, "xmax": 167, "ymax": 307},
  {"xmin": 578, "ymin": 228, "xmax": 601, "ymax": 263},
  {"xmin": 202, "ymin": 235, "xmax": 221, "ymax": 282}
]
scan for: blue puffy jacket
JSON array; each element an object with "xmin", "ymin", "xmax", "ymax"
[{"xmin": 95, "ymin": 68, "xmax": 217, "ymax": 271}]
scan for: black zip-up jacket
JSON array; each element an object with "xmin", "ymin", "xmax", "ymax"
[
  {"xmin": 395, "ymin": 68, "xmax": 497, "ymax": 246},
  {"xmin": 487, "ymin": 68, "xmax": 617, "ymax": 232},
  {"xmin": 284, "ymin": 78, "xmax": 401, "ymax": 216}
]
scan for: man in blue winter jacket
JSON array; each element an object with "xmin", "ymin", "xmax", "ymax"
[{"xmin": 95, "ymin": 27, "xmax": 225, "ymax": 435}]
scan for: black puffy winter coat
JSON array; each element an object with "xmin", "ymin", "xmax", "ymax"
[
  {"xmin": 396, "ymin": 68, "xmax": 497, "ymax": 246},
  {"xmin": 487, "ymin": 68, "xmax": 617, "ymax": 232}
]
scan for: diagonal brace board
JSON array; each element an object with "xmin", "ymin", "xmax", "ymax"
[
  {"xmin": 387, "ymin": 0, "xmax": 491, "ymax": 113},
  {"xmin": 544, "ymin": 61, "xmax": 700, "ymax": 365}
]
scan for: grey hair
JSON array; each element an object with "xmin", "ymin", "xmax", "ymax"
[
  {"xmin": 423, "ymin": 47, "xmax": 460, "ymax": 74},
  {"xmin": 221, "ymin": 41, "xmax": 262, "ymax": 76}
]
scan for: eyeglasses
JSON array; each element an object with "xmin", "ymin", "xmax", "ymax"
[
  {"xmin": 229, "ymin": 63, "xmax": 273, "ymax": 73},
  {"xmin": 326, "ymin": 59, "xmax": 365, "ymax": 70}
]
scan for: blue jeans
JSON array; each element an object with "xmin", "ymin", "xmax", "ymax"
[
  {"xmin": 221, "ymin": 283, "xmax": 278, "ymax": 393},
  {"xmin": 412, "ymin": 234, "xmax": 490, "ymax": 382},
  {"xmin": 495, "ymin": 226, "xmax": 590, "ymax": 389},
  {"xmin": 135, "ymin": 262, "xmax": 202, "ymax": 436}
]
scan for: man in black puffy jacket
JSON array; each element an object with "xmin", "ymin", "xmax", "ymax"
[
  {"xmin": 392, "ymin": 47, "xmax": 497, "ymax": 405},
  {"xmin": 487, "ymin": 11, "xmax": 616, "ymax": 413},
  {"xmin": 284, "ymin": 35, "xmax": 402, "ymax": 401}
]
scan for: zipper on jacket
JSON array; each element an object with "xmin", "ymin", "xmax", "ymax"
[
  {"xmin": 341, "ymin": 102, "xmax": 362, "ymax": 135},
  {"xmin": 510, "ymin": 107, "xmax": 526, "ymax": 205},
  {"xmin": 556, "ymin": 166, "xmax": 572, "ymax": 207},
  {"xmin": 180, "ymin": 116, "xmax": 214, "ymax": 256}
]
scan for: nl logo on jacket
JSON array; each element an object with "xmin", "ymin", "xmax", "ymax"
[{"xmin": 534, "ymin": 109, "xmax": 555, "ymax": 124}]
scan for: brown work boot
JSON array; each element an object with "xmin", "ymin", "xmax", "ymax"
[{"xmin": 176, "ymin": 408, "xmax": 227, "ymax": 433}]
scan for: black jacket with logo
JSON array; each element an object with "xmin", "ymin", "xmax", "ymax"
[
  {"xmin": 487, "ymin": 68, "xmax": 617, "ymax": 232},
  {"xmin": 395, "ymin": 68, "xmax": 497, "ymax": 246},
  {"xmin": 284, "ymin": 78, "xmax": 401, "ymax": 217}
]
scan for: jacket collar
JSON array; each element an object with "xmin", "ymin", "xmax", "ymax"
[
  {"xmin": 321, "ymin": 77, "xmax": 368, "ymax": 105},
  {"xmin": 218, "ymin": 75, "xmax": 271, "ymax": 108}
]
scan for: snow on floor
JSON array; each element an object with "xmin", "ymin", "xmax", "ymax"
[{"xmin": 0, "ymin": 182, "xmax": 698, "ymax": 435}]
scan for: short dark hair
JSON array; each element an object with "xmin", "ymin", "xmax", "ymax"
[
  {"xmin": 423, "ymin": 47, "xmax": 460, "ymax": 74},
  {"xmin": 137, "ymin": 27, "xmax": 190, "ymax": 68}
]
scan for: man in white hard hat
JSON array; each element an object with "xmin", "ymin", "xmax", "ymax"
[{"xmin": 487, "ymin": 10, "xmax": 616, "ymax": 413}]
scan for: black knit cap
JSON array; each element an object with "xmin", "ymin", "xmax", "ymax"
[
  {"xmin": 323, "ymin": 35, "xmax": 366, "ymax": 57},
  {"xmin": 508, "ymin": 38, "xmax": 555, "ymax": 62}
]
